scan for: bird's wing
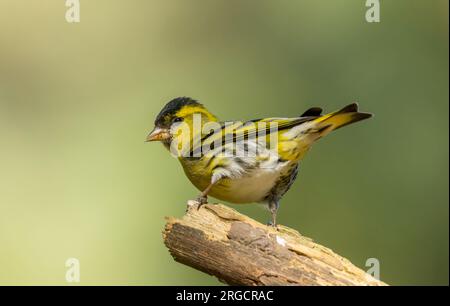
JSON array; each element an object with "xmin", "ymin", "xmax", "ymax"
[{"xmin": 189, "ymin": 117, "xmax": 318, "ymax": 157}]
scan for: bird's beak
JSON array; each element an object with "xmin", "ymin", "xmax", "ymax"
[{"xmin": 146, "ymin": 127, "xmax": 170, "ymax": 142}]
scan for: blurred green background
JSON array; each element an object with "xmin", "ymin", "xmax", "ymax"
[{"xmin": 0, "ymin": 0, "xmax": 448, "ymax": 285}]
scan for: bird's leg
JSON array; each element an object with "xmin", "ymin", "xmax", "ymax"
[
  {"xmin": 188, "ymin": 175, "xmax": 222, "ymax": 211},
  {"xmin": 267, "ymin": 200, "xmax": 280, "ymax": 229},
  {"xmin": 195, "ymin": 183, "xmax": 214, "ymax": 210}
]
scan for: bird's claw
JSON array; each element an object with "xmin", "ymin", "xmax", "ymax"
[
  {"xmin": 186, "ymin": 196, "xmax": 208, "ymax": 212},
  {"xmin": 266, "ymin": 221, "xmax": 279, "ymax": 230},
  {"xmin": 195, "ymin": 195, "xmax": 208, "ymax": 210}
]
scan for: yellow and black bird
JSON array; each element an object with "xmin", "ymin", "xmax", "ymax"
[{"xmin": 146, "ymin": 97, "xmax": 372, "ymax": 226}]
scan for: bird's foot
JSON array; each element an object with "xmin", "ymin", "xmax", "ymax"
[
  {"xmin": 266, "ymin": 220, "xmax": 280, "ymax": 231},
  {"xmin": 186, "ymin": 195, "xmax": 208, "ymax": 212},
  {"xmin": 195, "ymin": 195, "xmax": 208, "ymax": 210}
]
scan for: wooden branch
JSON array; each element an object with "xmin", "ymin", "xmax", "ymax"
[{"xmin": 163, "ymin": 202, "xmax": 387, "ymax": 286}]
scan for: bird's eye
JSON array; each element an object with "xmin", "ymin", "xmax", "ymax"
[{"xmin": 173, "ymin": 117, "xmax": 183, "ymax": 123}]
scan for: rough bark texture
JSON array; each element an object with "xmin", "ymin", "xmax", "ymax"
[{"xmin": 163, "ymin": 202, "xmax": 387, "ymax": 286}]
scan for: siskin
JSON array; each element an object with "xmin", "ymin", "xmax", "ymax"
[{"xmin": 146, "ymin": 97, "xmax": 372, "ymax": 226}]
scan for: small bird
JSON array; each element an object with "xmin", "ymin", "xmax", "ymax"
[{"xmin": 146, "ymin": 97, "xmax": 372, "ymax": 226}]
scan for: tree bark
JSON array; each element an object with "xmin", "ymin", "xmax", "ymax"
[{"xmin": 163, "ymin": 201, "xmax": 387, "ymax": 286}]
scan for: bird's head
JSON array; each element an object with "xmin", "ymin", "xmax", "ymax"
[{"xmin": 146, "ymin": 97, "xmax": 217, "ymax": 145}]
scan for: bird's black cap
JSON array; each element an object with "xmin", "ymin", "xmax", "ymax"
[{"xmin": 155, "ymin": 97, "xmax": 201, "ymax": 126}]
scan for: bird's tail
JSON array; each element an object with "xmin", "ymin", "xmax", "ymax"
[{"xmin": 310, "ymin": 103, "xmax": 372, "ymax": 138}]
